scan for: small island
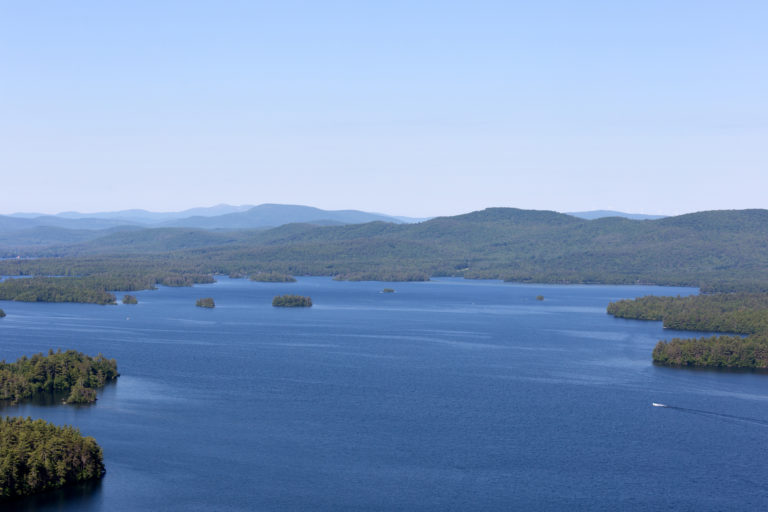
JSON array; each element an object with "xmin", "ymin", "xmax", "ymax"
[
  {"xmin": 0, "ymin": 308, "xmax": 5, "ymax": 317},
  {"xmin": 382, "ymin": 288, "xmax": 395, "ymax": 293},
  {"xmin": 0, "ymin": 416, "xmax": 105, "ymax": 500},
  {"xmin": 272, "ymin": 294, "xmax": 312, "ymax": 307},
  {"xmin": 250, "ymin": 272, "xmax": 297, "ymax": 283},
  {"xmin": 0, "ymin": 349, "xmax": 119, "ymax": 405},
  {"xmin": 196, "ymin": 297, "xmax": 215, "ymax": 308},
  {"xmin": 122, "ymin": 294, "xmax": 138, "ymax": 304},
  {"xmin": 536, "ymin": 295, "xmax": 544, "ymax": 301}
]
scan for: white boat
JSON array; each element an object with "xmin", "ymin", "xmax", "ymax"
[{"xmin": 652, "ymin": 402, "xmax": 667, "ymax": 407}]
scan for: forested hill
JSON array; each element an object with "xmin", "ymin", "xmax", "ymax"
[{"xmin": 1, "ymin": 208, "xmax": 767, "ymax": 291}]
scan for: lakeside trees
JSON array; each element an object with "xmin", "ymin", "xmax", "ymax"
[
  {"xmin": 250, "ymin": 272, "xmax": 296, "ymax": 282},
  {"xmin": 0, "ymin": 272, "xmax": 215, "ymax": 305},
  {"xmin": 0, "ymin": 416, "xmax": 105, "ymax": 500},
  {"xmin": 0, "ymin": 277, "xmax": 117, "ymax": 305},
  {"xmin": 607, "ymin": 293, "xmax": 768, "ymax": 369},
  {"xmin": 607, "ymin": 293, "xmax": 768, "ymax": 334},
  {"xmin": 652, "ymin": 335, "xmax": 768, "ymax": 368}
]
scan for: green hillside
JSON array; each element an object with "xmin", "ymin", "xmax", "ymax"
[{"xmin": 1, "ymin": 208, "xmax": 767, "ymax": 298}]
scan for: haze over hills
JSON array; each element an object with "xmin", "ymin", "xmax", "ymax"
[
  {"xmin": 0, "ymin": 204, "xmax": 426, "ymax": 235},
  {"xmin": 2, "ymin": 207, "xmax": 767, "ymax": 293},
  {"xmin": 159, "ymin": 204, "xmax": 421, "ymax": 229},
  {"xmin": 8, "ymin": 204, "xmax": 253, "ymax": 222},
  {"xmin": 565, "ymin": 210, "xmax": 667, "ymax": 220},
  {"xmin": 3, "ymin": 205, "xmax": 662, "ymax": 232}
]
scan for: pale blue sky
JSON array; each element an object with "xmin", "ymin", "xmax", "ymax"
[{"xmin": 1, "ymin": 1, "xmax": 765, "ymax": 217}]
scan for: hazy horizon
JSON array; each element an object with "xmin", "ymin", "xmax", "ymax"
[{"xmin": 0, "ymin": 202, "xmax": 676, "ymax": 219}]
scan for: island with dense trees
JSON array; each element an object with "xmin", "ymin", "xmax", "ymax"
[
  {"xmin": 250, "ymin": 272, "xmax": 296, "ymax": 282},
  {"xmin": 272, "ymin": 295, "xmax": 312, "ymax": 307},
  {"xmin": 196, "ymin": 297, "xmax": 215, "ymax": 308},
  {"xmin": 0, "ymin": 416, "xmax": 105, "ymax": 500},
  {"xmin": 608, "ymin": 293, "xmax": 768, "ymax": 369},
  {"xmin": 0, "ymin": 350, "xmax": 119, "ymax": 405},
  {"xmin": 122, "ymin": 294, "xmax": 138, "ymax": 304},
  {"xmin": 0, "ymin": 309, "xmax": 5, "ymax": 318}
]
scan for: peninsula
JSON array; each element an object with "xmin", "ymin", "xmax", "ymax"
[{"xmin": 608, "ymin": 293, "xmax": 768, "ymax": 368}]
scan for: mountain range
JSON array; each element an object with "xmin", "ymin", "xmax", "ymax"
[
  {"xmin": 1, "ymin": 207, "xmax": 765, "ymax": 293},
  {"xmin": 0, "ymin": 204, "xmax": 425, "ymax": 234},
  {"xmin": 0, "ymin": 204, "xmax": 662, "ymax": 236}
]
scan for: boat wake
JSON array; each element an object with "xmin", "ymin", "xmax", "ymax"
[{"xmin": 653, "ymin": 403, "xmax": 768, "ymax": 427}]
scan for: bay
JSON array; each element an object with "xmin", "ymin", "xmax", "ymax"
[{"xmin": 2, "ymin": 277, "xmax": 767, "ymax": 511}]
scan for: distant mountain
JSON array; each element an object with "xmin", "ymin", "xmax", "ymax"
[
  {"xmin": 161, "ymin": 204, "xmax": 406, "ymax": 229},
  {"xmin": 0, "ymin": 215, "xmax": 139, "ymax": 233},
  {"xmin": 3, "ymin": 204, "xmax": 414, "ymax": 232},
  {"xmin": 391, "ymin": 215, "xmax": 431, "ymax": 223},
  {"xmin": 566, "ymin": 210, "xmax": 666, "ymax": 220},
  {"xmin": 0, "ymin": 226, "xmax": 134, "ymax": 249},
  {"xmin": 55, "ymin": 204, "xmax": 255, "ymax": 224}
]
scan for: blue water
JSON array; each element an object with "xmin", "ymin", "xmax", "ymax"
[{"xmin": 2, "ymin": 277, "xmax": 768, "ymax": 511}]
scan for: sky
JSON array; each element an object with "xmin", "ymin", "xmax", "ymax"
[{"xmin": 1, "ymin": 1, "xmax": 766, "ymax": 217}]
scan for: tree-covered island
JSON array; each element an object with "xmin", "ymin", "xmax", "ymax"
[
  {"xmin": 0, "ymin": 416, "xmax": 105, "ymax": 501},
  {"xmin": 122, "ymin": 294, "xmax": 138, "ymax": 304},
  {"xmin": 196, "ymin": 297, "xmax": 215, "ymax": 308},
  {"xmin": 0, "ymin": 309, "xmax": 5, "ymax": 318},
  {"xmin": 0, "ymin": 350, "xmax": 119, "ymax": 405},
  {"xmin": 272, "ymin": 295, "xmax": 312, "ymax": 307},
  {"xmin": 608, "ymin": 293, "xmax": 768, "ymax": 369}
]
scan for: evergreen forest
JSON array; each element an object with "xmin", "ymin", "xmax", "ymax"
[
  {"xmin": 0, "ymin": 416, "xmax": 105, "ymax": 500},
  {"xmin": 0, "ymin": 350, "xmax": 119, "ymax": 405}
]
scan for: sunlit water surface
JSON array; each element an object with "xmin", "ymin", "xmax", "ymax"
[{"xmin": 2, "ymin": 277, "xmax": 767, "ymax": 511}]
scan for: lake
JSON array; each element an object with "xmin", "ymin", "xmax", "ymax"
[{"xmin": 2, "ymin": 277, "xmax": 768, "ymax": 511}]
